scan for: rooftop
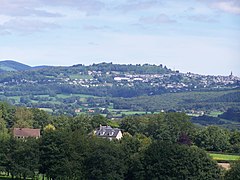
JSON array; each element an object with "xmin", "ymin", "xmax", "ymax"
[
  {"xmin": 13, "ymin": 128, "xmax": 40, "ymax": 138},
  {"xmin": 95, "ymin": 125, "xmax": 121, "ymax": 139}
]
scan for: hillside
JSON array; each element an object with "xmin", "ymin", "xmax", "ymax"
[
  {"xmin": 0, "ymin": 60, "xmax": 31, "ymax": 72},
  {"xmin": 0, "ymin": 61, "xmax": 238, "ymax": 98},
  {"xmin": 0, "ymin": 61, "xmax": 239, "ymax": 118}
]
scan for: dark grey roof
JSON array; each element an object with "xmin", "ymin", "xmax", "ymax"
[{"xmin": 95, "ymin": 125, "xmax": 121, "ymax": 138}]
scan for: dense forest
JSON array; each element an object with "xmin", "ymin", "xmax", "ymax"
[
  {"xmin": 1, "ymin": 101, "xmax": 240, "ymax": 179},
  {"xmin": 112, "ymin": 90, "xmax": 240, "ymax": 112}
]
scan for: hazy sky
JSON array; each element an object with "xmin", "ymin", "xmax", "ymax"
[{"xmin": 0, "ymin": 0, "xmax": 240, "ymax": 76}]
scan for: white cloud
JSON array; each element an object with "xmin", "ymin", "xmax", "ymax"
[
  {"xmin": 39, "ymin": 0, "xmax": 105, "ymax": 15},
  {"xmin": 139, "ymin": 14, "xmax": 176, "ymax": 24},
  {"xmin": 0, "ymin": 19, "xmax": 60, "ymax": 34},
  {"xmin": 0, "ymin": 0, "xmax": 63, "ymax": 17},
  {"xmin": 117, "ymin": 0, "xmax": 163, "ymax": 12},
  {"xmin": 200, "ymin": 0, "xmax": 240, "ymax": 15},
  {"xmin": 0, "ymin": 0, "xmax": 106, "ymax": 34},
  {"xmin": 213, "ymin": 1, "xmax": 240, "ymax": 14},
  {"xmin": 187, "ymin": 14, "xmax": 218, "ymax": 23},
  {"xmin": 83, "ymin": 25, "xmax": 110, "ymax": 31},
  {"xmin": 0, "ymin": 0, "xmax": 105, "ymax": 17}
]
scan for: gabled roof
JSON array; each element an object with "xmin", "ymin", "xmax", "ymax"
[
  {"xmin": 95, "ymin": 125, "xmax": 121, "ymax": 138},
  {"xmin": 13, "ymin": 128, "xmax": 40, "ymax": 138}
]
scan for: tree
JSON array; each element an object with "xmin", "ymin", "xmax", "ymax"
[
  {"xmin": 39, "ymin": 129, "xmax": 90, "ymax": 179},
  {"xmin": 85, "ymin": 137, "xmax": 126, "ymax": 180},
  {"xmin": 144, "ymin": 113, "xmax": 194, "ymax": 142},
  {"xmin": 69, "ymin": 115, "xmax": 92, "ymax": 132},
  {"xmin": 91, "ymin": 115, "xmax": 109, "ymax": 129},
  {"xmin": 120, "ymin": 133, "xmax": 151, "ymax": 180},
  {"xmin": 43, "ymin": 124, "xmax": 56, "ymax": 132},
  {"xmin": 31, "ymin": 108, "xmax": 50, "ymax": 129},
  {"xmin": 194, "ymin": 126, "xmax": 230, "ymax": 151},
  {"xmin": 229, "ymin": 130, "xmax": 240, "ymax": 153},
  {"xmin": 230, "ymin": 130, "xmax": 240, "ymax": 144},
  {"xmin": 0, "ymin": 138, "xmax": 17, "ymax": 179},
  {"xmin": 12, "ymin": 138, "xmax": 40, "ymax": 179},
  {"xmin": 68, "ymin": 131, "xmax": 90, "ymax": 179},
  {"xmin": 120, "ymin": 116, "xmax": 148, "ymax": 135},
  {"xmin": 0, "ymin": 137, "xmax": 36, "ymax": 179},
  {"xmin": 39, "ymin": 130, "xmax": 71, "ymax": 179},
  {"xmin": 158, "ymin": 112, "xmax": 194, "ymax": 142},
  {"xmin": 177, "ymin": 132, "xmax": 192, "ymax": 145},
  {"xmin": 14, "ymin": 107, "xmax": 33, "ymax": 128},
  {"xmin": 144, "ymin": 141, "xmax": 221, "ymax": 180},
  {"xmin": 0, "ymin": 140, "xmax": 8, "ymax": 174},
  {"xmin": 51, "ymin": 115, "xmax": 70, "ymax": 130},
  {"xmin": 225, "ymin": 161, "xmax": 240, "ymax": 180},
  {"xmin": 0, "ymin": 102, "xmax": 15, "ymax": 128},
  {"xmin": 0, "ymin": 117, "xmax": 10, "ymax": 141},
  {"xmin": 120, "ymin": 113, "xmax": 195, "ymax": 143}
]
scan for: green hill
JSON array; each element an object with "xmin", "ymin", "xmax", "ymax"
[{"xmin": 0, "ymin": 60, "xmax": 32, "ymax": 72}]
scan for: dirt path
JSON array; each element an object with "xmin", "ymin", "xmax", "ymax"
[{"xmin": 218, "ymin": 163, "xmax": 230, "ymax": 170}]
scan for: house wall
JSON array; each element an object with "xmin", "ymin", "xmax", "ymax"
[{"xmin": 115, "ymin": 131, "xmax": 123, "ymax": 140}]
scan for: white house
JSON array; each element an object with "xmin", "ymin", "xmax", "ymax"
[{"xmin": 95, "ymin": 125, "xmax": 123, "ymax": 140}]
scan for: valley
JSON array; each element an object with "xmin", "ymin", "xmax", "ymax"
[{"xmin": 0, "ymin": 61, "xmax": 239, "ymax": 128}]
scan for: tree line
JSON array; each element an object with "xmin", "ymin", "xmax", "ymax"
[{"xmin": 1, "ymin": 101, "xmax": 240, "ymax": 179}]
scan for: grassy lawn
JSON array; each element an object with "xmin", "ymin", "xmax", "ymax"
[
  {"xmin": 108, "ymin": 120, "xmax": 120, "ymax": 128},
  {"xmin": 209, "ymin": 153, "xmax": 240, "ymax": 161},
  {"xmin": 8, "ymin": 96, "xmax": 21, "ymax": 103},
  {"xmin": 208, "ymin": 111, "xmax": 223, "ymax": 117}
]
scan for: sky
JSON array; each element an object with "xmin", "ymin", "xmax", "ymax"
[{"xmin": 0, "ymin": 0, "xmax": 240, "ymax": 76}]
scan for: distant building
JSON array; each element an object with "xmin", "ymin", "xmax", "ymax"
[
  {"xmin": 229, "ymin": 71, "xmax": 233, "ymax": 79},
  {"xmin": 114, "ymin": 77, "xmax": 130, "ymax": 81},
  {"xmin": 95, "ymin": 125, "xmax": 122, "ymax": 140},
  {"xmin": 75, "ymin": 108, "xmax": 82, "ymax": 113},
  {"xmin": 88, "ymin": 109, "xmax": 95, "ymax": 113},
  {"xmin": 13, "ymin": 128, "xmax": 40, "ymax": 139}
]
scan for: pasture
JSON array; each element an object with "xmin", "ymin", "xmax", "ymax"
[{"xmin": 209, "ymin": 153, "xmax": 240, "ymax": 162}]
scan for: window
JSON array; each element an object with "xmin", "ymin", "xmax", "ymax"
[{"xmin": 109, "ymin": 131, "xmax": 114, "ymax": 136}]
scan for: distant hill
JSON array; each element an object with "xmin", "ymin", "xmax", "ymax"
[
  {"xmin": 32, "ymin": 65, "xmax": 53, "ymax": 69},
  {"xmin": 0, "ymin": 60, "xmax": 239, "ymax": 119},
  {"xmin": 0, "ymin": 60, "xmax": 32, "ymax": 72}
]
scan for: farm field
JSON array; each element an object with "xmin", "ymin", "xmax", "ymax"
[
  {"xmin": 208, "ymin": 111, "xmax": 223, "ymax": 117},
  {"xmin": 69, "ymin": 74, "xmax": 93, "ymax": 79},
  {"xmin": 209, "ymin": 153, "xmax": 240, "ymax": 162}
]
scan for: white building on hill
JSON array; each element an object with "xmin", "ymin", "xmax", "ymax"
[{"xmin": 95, "ymin": 125, "xmax": 122, "ymax": 140}]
